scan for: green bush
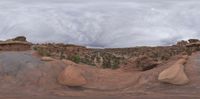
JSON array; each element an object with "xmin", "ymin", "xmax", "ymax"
[
  {"xmin": 110, "ymin": 60, "xmax": 120, "ymax": 69},
  {"xmin": 70, "ymin": 55, "xmax": 81, "ymax": 63},
  {"xmin": 102, "ymin": 57, "xmax": 120, "ymax": 69},
  {"xmin": 37, "ymin": 48, "xmax": 51, "ymax": 56},
  {"xmin": 32, "ymin": 46, "xmax": 38, "ymax": 51}
]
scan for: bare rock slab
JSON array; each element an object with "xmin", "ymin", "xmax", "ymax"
[
  {"xmin": 158, "ymin": 58, "xmax": 189, "ymax": 85},
  {"xmin": 41, "ymin": 57, "xmax": 55, "ymax": 61},
  {"xmin": 58, "ymin": 65, "xmax": 87, "ymax": 87}
]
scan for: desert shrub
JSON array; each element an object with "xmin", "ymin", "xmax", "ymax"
[
  {"xmin": 110, "ymin": 60, "xmax": 120, "ymax": 69},
  {"xmin": 81, "ymin": 58, "xmax": 96, "ymax": 66},
  {"xmin": 102, "ymin": 55, "xmax": 120, "ymax": 69},
  {"xmin": 32, "ymin": 46, "xmax": 38, "ymax": 50},
  {"xmin": 37, "ymin": 48, "xmax": 51, "ymax": 56},
  {"xmin": 59, "ymin": 50, "xmax": 65, "ymax": 59},
  {"xmin": 70, "ymin": 55, "xmax": 81, "ymax": 63},
  {"xmin": 185, "ymin": 48, "xmax": 193, "ymax": 55},
  {"xmin": 135, "ymin": 55, "xmax": 158, "ymax": 71},
  {"xmin": 160, "ymin": 53, "xmax": 171, "ymax": 61}
]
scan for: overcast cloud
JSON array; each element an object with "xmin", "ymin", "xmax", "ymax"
[{"xmin": 0, "ymin": 0, "xmax": 199, "ymax": 48}]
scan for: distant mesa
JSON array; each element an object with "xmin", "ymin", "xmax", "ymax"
[
  {"xmin": 188, "ymin": 39, "xmax": 199, "ymax": 43},
  {"xmin": 0, "ymin": 36, "xmax": 31, "ymax": 51},
  {"xmin": 176, "ymin": 39, "xmax": 200, "ymax": 46}
]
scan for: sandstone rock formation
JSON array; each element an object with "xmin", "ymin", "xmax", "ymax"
[
  {"xmin": 12, "ymin": 36, "xmax": 27, "ymax": 42},
  {"xmin": 0, "ymin": 36, "xmax": 31, "ymax": 51},
  {"xmin": 41, "ymin": 56, "xmax": 55, "ymax": 61},
  {"xmin": 158, "ymin": 57, "xmax": 189, "ymax": 85},
  {"xmin": 58, "ymin": 65, "xmax": 87, "ymax": 86},
  {"xmin": 62, "ymin": 59, "xmax": 77, "ymax": 66},
  {"xmin": 176, "ymin": 40, "xmax": 188, "ymax": 46},
  {"xmin": 188, "ymin": 39, "xmax": 199, "ymax": 43},
  {"xmin": 0, "ymin": 51, "xmax": 66, "ymax": 90}
]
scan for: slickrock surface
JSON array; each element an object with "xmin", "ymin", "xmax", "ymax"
[
  {"xmin": 0, "ymin": 51, "xmax": 199, "ymax": 99},
  {"xmin": 58, "ymin": 65, "xmax": 87, "ymax": 86}
]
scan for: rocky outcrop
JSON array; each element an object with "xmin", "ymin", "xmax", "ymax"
[
  {"xmin": 0, "ymin": 51, "xmax": 66, "ymax": 89},
  {"xmin": 41, "ymin": 57, "xmax": 55, "ymax": 61},
  {"xmin": 158, "ymin": 56, "xmax": 189, "ymax": 85},
  {"xmin": 0, "ymin": 36, "xmax": 31, "ymax": 51},
  {"xmin": 176, "ymin": 40, "xmax": 188, "ymax": 46},
  {"xmin": 62, "ymin": 59, "xmax": 77, "ymax": 66},
  {"xmin": 188, "ymin": 39, "xmax": 199, "ymax": 43},
  {"xmin": 58, "ymin": 65, "xmax": 87, "ymax": 87},
  {"xmin": 12, "ymin": 36, "xmax": 27, "ymax": 42}
]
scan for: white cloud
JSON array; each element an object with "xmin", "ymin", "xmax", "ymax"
[{"xmin": 0, "ymin": 0, "xmax": 200, "ymax": 48}]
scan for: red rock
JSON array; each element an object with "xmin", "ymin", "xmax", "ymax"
[
  {"xmin": 158, "ymin": 58, "xmax": 189, "ymax": 85},
  {"xmin": 41, "ymin": 57, "xmax": 54, "ymax": 61},
  {"xmin": 58, "ymin": 65, "xmax": 87, "ymax": 87}
]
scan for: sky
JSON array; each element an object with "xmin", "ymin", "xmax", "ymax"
[{"xmin": 0, "ymin": 0, "xmax": 200, "ymax": 48}]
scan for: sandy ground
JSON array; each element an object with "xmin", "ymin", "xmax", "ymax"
[{"xmin": 0, "ymin": 51, "xmax": 200, "ymax": 99}]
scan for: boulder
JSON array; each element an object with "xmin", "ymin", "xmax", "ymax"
[
  {"xmin": 58, "ymin": 65, "xmax": 87, "ymax": 86},
  {"xmin": 41, "ymin": 57, "xmax": 54, "ymax": 61},
  {"xmin": 158, "ymin": 58, "xmax": 189, "ymax": 85},
  {"xmin": 12, "ymin": 36, "xmax": 27, "ymax": 42},
  {"xmin": 62, "ymin": 59, "xmax": 77, "ymax": 66}
]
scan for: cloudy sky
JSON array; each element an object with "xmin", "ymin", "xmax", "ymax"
[{"xmin": 0, "ymin": 0, "xmax": 199, "ymax": 48}]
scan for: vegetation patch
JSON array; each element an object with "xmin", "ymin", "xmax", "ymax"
[
  {"xmin": 34, "ymin": 47, "xmax": 51, "ymax": 56},
  {"xmin": 69, "ymin": 55, "xmax": 81, "ymax": 63}
]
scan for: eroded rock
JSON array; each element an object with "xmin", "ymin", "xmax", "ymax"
[
  {"xmin": 176, "ymin": 40, "xmax": 188, "ymax": 47},
  {"xmin": 41, "ymin": 57, "xmax": 55, "ymax": 61},
  {"xmin": 58, "ymin": 65, "xmax": 87, "ymax": 87},
  {"xmin": 158, "ymin": 58, "xmax": 189, "ymax": 85},
  {"xmin": 188, "ymin": 39, "xmax": 199, "ymax": 43},
  {"xmin": 12, "ymin": 36, "xmax": 27, "ymax": 42}
]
